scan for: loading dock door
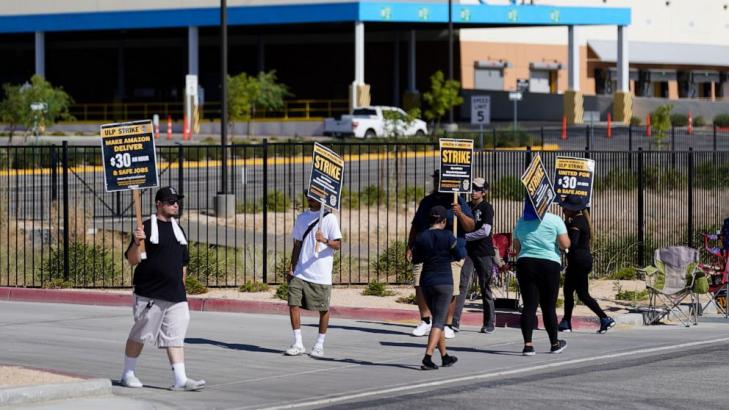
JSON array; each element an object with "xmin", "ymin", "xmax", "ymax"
[{"xmin": 529, "ymin": 69, "xmax": 550, "ymax": 93}]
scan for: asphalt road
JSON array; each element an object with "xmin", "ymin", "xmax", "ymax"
[{"xmin": 2, "ymin": 301, "xmax": 729, "ymax": 409}]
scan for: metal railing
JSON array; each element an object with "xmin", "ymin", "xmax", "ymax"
[
  {"xmin": 67, "ymin": 99, "xmax": 349, "ymax": 122},
  {"xmin": 1, "ymin": 142, "xmax": 728, "ymax": 288}
]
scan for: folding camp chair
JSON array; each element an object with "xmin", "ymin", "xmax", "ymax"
[
  {"xmin": 492, "ymin": 233, "xmax": 521, "ymax": 310},
  {"xmin": 698, "ymin": 233, "xmax": 729, "ymax": 318},
  {"xmin": 639, "ymin": 246, "xmax": 701, "ymax": 326}
]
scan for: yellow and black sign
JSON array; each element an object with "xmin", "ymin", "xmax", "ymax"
[
  {"xmin": 438, "ymin": 138, "xmax": 474, "ymax": 193},
  {"xmin": 100, "ymin": 120, "xmax": 159, "ymax": 192},
  {"xmin": 521, "ymin": 154, "xmax": 556, "ymax": 220},
  {"xmin": 308, "ymin": 142, "xmax": 344, "ymax": 210},
  {"xmin": 554, "ymin": 156, "xmax": 595, "ymax": 205}
]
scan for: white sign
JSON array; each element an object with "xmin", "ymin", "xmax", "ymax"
[
  {"xmin": 470, "ymin": 95, "xmax": 491, "ymax": 125},
  {"xmin": 508, "ymin": 92, "xmax": 523, "ymax": 101},
  {"xmin": 185, "ymin": 75, "xmax": 198, "ymax": 98},
  {"xmin": 30, "ymin": 102, "xmax": 48, "ymax": 112}
]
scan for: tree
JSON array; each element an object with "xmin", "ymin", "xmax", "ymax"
[
  {"xmin": 227, "ymin": 70, "xmax": 291, "ymax": 137},
  {"xmin": 651, "ymin": 104, "xmax": 672, "ymax": 149},
  {"xmin": 0, "ymin": 75, "xmax": 74, "ymax": 141},
  {"xmin": 382, "ymin": 107, "xmax": 421, "ymax": 137},
  {"xmin": 422, "ymin": 70, "xmax": 463, "ymax": 134}
]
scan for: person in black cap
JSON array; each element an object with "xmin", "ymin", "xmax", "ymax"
[
  {"xmin": 120, "ymin": 186, "xmax": 206, "ymax": 391},
  {"xmin": 411, "ymin": 205, "xmax": 464, "ymax": 370},
  {"xmin": 407, "ymin": 169, "xmax": 475, "ymax": 339},
  {"xmin": 453, "ymin": 177, "xmax": 496, "ymax": 334},
  {"xmin": 557, "ymin": 194, "xmax": 615, "ymax": 334}
]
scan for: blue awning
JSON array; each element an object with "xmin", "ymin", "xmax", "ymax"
[{"xmin": 0, "ymin": 2, "xmax": 631, "ymax": 34}]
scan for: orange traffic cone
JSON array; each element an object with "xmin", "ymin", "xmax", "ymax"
[
  {"xmin": 607, "ymin": 113, "xmax": 612, "ymax": 139},
  {"xmin": 646, "ymin": 114, "xmax": 651, "ymax": 137},
  {"xmin": 688, "ymin": 111, "xmax": 693, "ymax": 135},
  {"xmin": 167, "ymin": 115, "xmax": 173, "ymax": 140}
]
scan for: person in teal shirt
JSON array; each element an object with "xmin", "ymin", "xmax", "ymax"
[{"xmin": 513, "ymin": 198, "xmax": 570, "ymax": 356}]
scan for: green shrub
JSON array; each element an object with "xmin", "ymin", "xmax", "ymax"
[
  {"xmin": 695, "ymin": 162, "xmax": 729, "ymax": 188},
  {"xmin": 609, "ymin": 266, "xmax": 638, "ymax": 281},
  {"xmin": 273, "ymin": 253, "xmax": 291, "ymax": 283},
  {"xmin": 372, "ymin": 240, "xmax": 412, "ymax": 283},
  {"xmin": 239, "ymin": 280, "xmax": 270, "ymax": 292},
  {"xmin": 187, "ymin": 243, "xmax": 226, "ymax": 282},
  {"xmin": 360, "ymin": 185, "xmax": 385, "ymax": 206},
  {"xmin": 41, "ymin": 278, "xmax": 74, "ymax": 289},
  {"xmin": 493, "ymin": 176, "xmax": 523, "ymax": 201},
  {"xmin": 556, "ymin": 298, "xmax": 564, "ymax": 308},
  {"xmin": 596, "ymin": 168, "xmax": 637, "ymax": 191},
  {"xmin": 340, "ymin": 188, "xmax": 361, "ymax": 208},
  {"xmin": 235, "ymin": 190, "xmax": 292, "ymax": 213},
  {"xmin": 397, "ymin": 186, "xmax": 426, "ymax": 204},
  {"xmin": 185, "ymin": 276, "xmax": 208, "ymax": 294},
  {"xmin": 713, "ymin": 113, "xmax": 729, "ymax": 127},
  {"xmin": 494, "ymin": 128, "xmax": 534, "ymax": 148},
  {"xmin": 669, "ymin": 113, "xmax": 688, "ymax": 127},
  {"xmin": 396, "ymin": 293, "xmax": 417, "ymax": 304},
  {"xmin": 644, "ymin": 167, "xmax": 687, "ymax": 191},
  {"xmin": 630, "ymin": 116, "xmax": 642, "ymax": 126},
  {"xmin": 362, "ymin": 280, "xmax": 396, "ymax": 297},
  {"xmin": 615, "ymin": 289, "xmax": 648, "ymax": 301},
  {"xmin": 693, "ymin": 116, "xmax": 706, "ymax": 127},
  {"xmin": 275, "ymin": 282, "xmax": 289, "ymax": 300},
  {"xmin": 39, "ymin": 242, "xmax": 122, "ymax": 286}
]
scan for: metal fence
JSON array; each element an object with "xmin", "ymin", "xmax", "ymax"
[
  {"xmin": 450, "ymin": 124, "xmax": 729, "ymax": 152},
  {"xmin": 1, "ymin": 142, "xmax": 728, "ymax": 288}
]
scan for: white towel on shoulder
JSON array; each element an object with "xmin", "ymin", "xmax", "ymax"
[{"xmin": 149, "ymin": 215, "xmax": 188, "ymax": 245}]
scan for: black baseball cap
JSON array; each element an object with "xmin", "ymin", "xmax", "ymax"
[
  {"xmin": 430, "ymin": 205, "xmax": 448, "ymax": 221},
  {"xmin": 155, "ymin": 186, "xmax": 184, "ymax": 202}
]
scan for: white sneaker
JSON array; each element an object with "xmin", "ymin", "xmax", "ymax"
[
  {"xmin": 444, "ymin": 326, "xmax": 455, "ymax": 339},
  {"xmin": 169, "ymin": 378, "xmax": 206, "ymax": 391},
  {"xmin": 120, "ymin": 373, "xmax": 143, "ymax": 388},
  {"xmin": 310, "ymin": 344, "xmax": 325, "ymax": 358},
  {"xmin": 285, "ymin": 344, "xmax": 306, "ymax": 356},
  {"xmin": 412, "ymin": 321, "xmax": 432, "ymax": 337}
]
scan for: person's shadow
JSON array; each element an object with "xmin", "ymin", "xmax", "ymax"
[
  {"xmin": 310, "ymin": 356, "xmax": 420, "ymax": 371},
  {"xmin": 185, "ymin": 338, "xmax": 282, "ymax": 354},
  {"xmin": 302, "ymin": 323, "xmax": 409, "ymax": 336},
  {"xmin": 379, "ymin": 341, "xmax": 522, "ymax": 356}
]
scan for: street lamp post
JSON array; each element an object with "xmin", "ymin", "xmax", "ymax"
[
  {"xmin": 220, "ymin": 0, "xmax": 228, "ymax": 194},
  {"xmin": 448, "ymin": 0, "xmax": 454, "ymax": 125}
]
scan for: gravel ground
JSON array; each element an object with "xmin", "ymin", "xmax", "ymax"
[{"xmin": 0, "ymin": 366, "xmax": 80, "ymax": 388}]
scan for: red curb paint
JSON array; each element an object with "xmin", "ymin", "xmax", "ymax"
[{"xmin": 0, "ymin": 287, "xmax": 600, "ymax": 330}]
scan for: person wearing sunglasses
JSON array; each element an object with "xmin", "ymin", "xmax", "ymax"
[{"xmin": 121, "ymin": 186, "xmax": 205, "ymax": 391}]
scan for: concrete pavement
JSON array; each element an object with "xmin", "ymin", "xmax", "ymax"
[{"xmin": 1, "ymin": 301, "xmax": 729, "ymax": 409}]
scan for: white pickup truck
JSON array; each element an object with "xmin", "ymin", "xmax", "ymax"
[{"xmin": 323, "ymin": 106, "xmax": 428, "ymax": 138}]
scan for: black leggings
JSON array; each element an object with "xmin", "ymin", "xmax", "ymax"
[
  {"xmin": 516, "ymin": 257, "xmax": 560, "ymax": 345},
  {"xmin": 563, "ymin": 257, "xmax": 606, "ymax": 321},
  {"xmin": 422, "ymin": 284, "xmax": 453, "ymax": 330}
]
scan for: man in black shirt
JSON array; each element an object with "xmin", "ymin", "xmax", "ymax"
[
  {"xmin": 120, "ymin": 186, "xmax": 205, "ymax": 391},
  {"xmin": 453, "ymin": 178, "xmax": 497, "ymax": 333}
]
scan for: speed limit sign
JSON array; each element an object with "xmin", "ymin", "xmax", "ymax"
[{"xmin": 471, "ymin": 95, "xmax": 491, "ymax": 125}]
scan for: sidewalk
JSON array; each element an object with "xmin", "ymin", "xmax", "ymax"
[{"xmin": 0, "ymin": 281, "xmax": 643, "ymax": 331}]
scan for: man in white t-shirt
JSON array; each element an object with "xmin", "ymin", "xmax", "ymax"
[{"xmin": 285, "ymin": 193, "xmax": 342, "ymax": 358}]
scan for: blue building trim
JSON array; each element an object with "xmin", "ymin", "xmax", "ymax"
[{"xmin": 0, "ymin": 2, "xmax": 629, "ymax": 34}]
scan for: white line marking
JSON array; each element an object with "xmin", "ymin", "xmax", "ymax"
[{"xmin": 256, "ymin": 337, "xmax": 729, "ymax": 410}]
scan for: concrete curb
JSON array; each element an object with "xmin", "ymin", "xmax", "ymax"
[
  {"xmin": 0, "ymin": 287, "xmax": 603, "ymax": 331},
  {"xmin": 0, "ymin": 378, "xmax": 111, "ymax": 407}
]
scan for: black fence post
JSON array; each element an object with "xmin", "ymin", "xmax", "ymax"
[
  {"xmin": 628, "ymin": 125, "xmax": 633, "ymax": 170},
  {"xmin": 62, "ymin": 141, "xmax": 70, "ymax": 282},
  {"xmin": 262, "ymin": 138, "xmax": 269, "ymax": 284},
  {"xmin": 178, "ymin": 145, "xmax": 184, "ymax": 218},
  {"xmin": 585, "ymin": 126, "xmax": 590, "ymax": 152},
  {"xmin": 671, "ymin": 126, "xmax": 676, "ymax": 169},
  {"xmin": 50, "ymin": 146, "xmax": 58, "ymax": 201},
  {"xmin": 688, "ymin": 148, "xmax": 694, "ymax": 248},
  {"xmin": 525, "ymin": 146, "xmax": 532, "ymax": 168},
  {"xmin": 714, "ymin": 124, "xmax": 718, "ymax": 164},
  {"xmin": 637, "ymin": 148, "xmax": 644, "ymax": 267}
]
